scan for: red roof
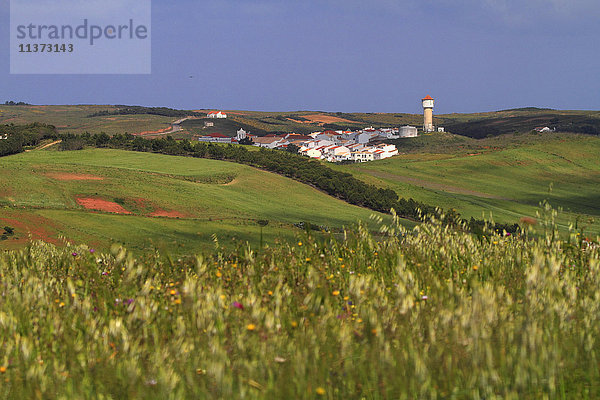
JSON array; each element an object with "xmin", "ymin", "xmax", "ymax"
[
  {"xmin": 422, "ymin": 95, "xmax": 434, "ymax": 100},
  {"xmin": 207, "ymin": 133, "xmax": 228, "ymax": 138}
]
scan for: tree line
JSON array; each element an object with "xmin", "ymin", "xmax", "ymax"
[
  {"xmin": 87, "ymin": 106, "xmax": 202, "ymax": 118},
  {"xmin": 0, "ymin": 123, "xmax": 57, "ymax": 156}
]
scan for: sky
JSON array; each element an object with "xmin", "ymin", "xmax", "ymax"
[{"xmin": 0, "ymin": 0, "xmax": 599, "ymax": 113}]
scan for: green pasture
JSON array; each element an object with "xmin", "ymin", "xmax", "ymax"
[
  {"xmin": 340, "ymin": 134, "xmax": 600, "ymax": 235},
  {"xmin": 0, "ymin": 149, "xmax": 398, "ymax": 253}
]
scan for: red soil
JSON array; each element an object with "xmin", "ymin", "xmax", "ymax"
[
  {"xmin": 76, "ymin": 198, "xmax": 131, "ymax": 214},
  {"xmin": 46, "ymin": 173, "xmax": 104, "ymax": 181},
  {"xmin": 520, "ymin": 217, "xmax": 538, "ymax": 226},
  {"xmin": 302, "ymin": 114, "xmax": 357, "ymax": 124},
  {"xmin": 148, "ymin": 209, "xmax": 187, "ymax": 218},
  {"xmin": 134, "ymin": 126, "xmax": 173, "ymax": 136},
  {"xmin": 0, "ymin": 215, "xmax": 62, "ymax": 245}
]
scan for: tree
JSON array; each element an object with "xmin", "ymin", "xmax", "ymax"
[{"xmin": 286, "ymin": 144, "xmax": 300, "ymax": 154}]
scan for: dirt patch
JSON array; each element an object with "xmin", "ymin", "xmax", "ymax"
[
  {"xmin": 520, "ymin": 216, "xmax": 538, "ymax": 225},
  {"xmin": 302, "ymin": 114, "xmax": 357, "ymax": 124},
  {"xmin": 76, "ymin": 198, "xmax": 131, "ymax": 214},
  {"xmin": 0, "ymin": 215, "xmax": 62, "ymax": 245},
  {"xmin": 221, "ymin": 178, "xmax": 238, "ymax": 186},
  {"xmin": 47, "ymin": 172, "xmax": 104, "ymax": 181},
  {"xmin": 149, "ymin": 209, "xmax": 187, "ymax": 218}
]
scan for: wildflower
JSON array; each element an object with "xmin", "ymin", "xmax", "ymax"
[
  {"xmin": 59, "ymin": 302, "xmax": 65, "ymax": 308},
  {"xmin": 233, "ymin": 301, "xmax": 244, "ymax": 310},
  {"xmin": 316, "ymin": 387, "xmax": 326, "ymax": 395},
  {"xmin": 291, "ymin": 321, "xmax": 298, "ymax": 328},
  {"xmin": 421, "ymin": 295, "xmax": 428, "ymax": 300},
  {"xmin": 216, "ymin": 271, "xmax": 222, "ymax": 278},
  {"xmin": 102, "ymin": 271, "xmax": 109, "ymax": 276},
  {"xmin": 298, "ymin": 241, "xmax": 302, "ymax": 246},
  {"xmin": 170, "ymin": 290, "xmax": 176, "ymax": 295},
  {"xmin": 174, "ymin": 298, "xmax": 182, "ymax": 305},
  {"xmin": 274, "ymin": 356, "xmax": 286, "ymax": 363},
  {"xmin": 267, "ymin": 291, "xmax": 273, "ymax": 296},
  {"xmin": 89, "ymin": 249, "xmax": 95, "ymax": 253},
  {"xmin": 0, "ymin": 366, "xmax": 6, "ymax": 373},
  {"xmin": 473, "ymin": 265, "xmax": 478, "ymax": 271},
  {"xmin": 196, "ymin": 368, "xmax": 206, "ymax": 375},
  {"xmin": 332, "ymin": 290, "xmax": 340, "ymax": 296},
  {"xmin": 305, "ymin": 257, "xmax": 311, "ymax": 262},
  {"xmin": 71, "ymin": 252, "xmax": 78, "ymax": 257},
  {"xmin": 247, "ymin": 323, "xmax": 256, "ymax": 331}
]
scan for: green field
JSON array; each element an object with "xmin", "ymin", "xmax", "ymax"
[
  {"xmin": 0, "ymin": 148, "xmax": 400, "ymax": 253},
  {"xmin": 337, "ymin": 133, "xmax": 600, "ymax": 235}
]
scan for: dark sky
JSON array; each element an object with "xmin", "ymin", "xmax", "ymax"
[{"xmin": 1, "ymin": 0, "xmax": 599, "ymax": 113}]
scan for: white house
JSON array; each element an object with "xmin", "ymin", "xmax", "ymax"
[
  {"xmin": 300, "ymin": 147, "xmax": 322, "ymax": 158},
  {"xmin": 352, "ymin": 150, "xmax": 375, "ymax": 162},
  {"xmin": 354, "ymin": 132, "xmax": 377, "ymax": 144},
  {"xmin": 207, "ymin": 111, "xmax": 227, "ymax": 119}
]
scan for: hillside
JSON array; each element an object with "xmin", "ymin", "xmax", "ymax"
[
  {"xmin": 337, "ymin": 132, "xmax": 600, "ymax": 235},
  {"xmin": 3, "ymin": 104, "xmax": 600, "ymax": 139},
  {"xmin": 0, "ymin": 148, "xmax": 401, "ymax": 253}
]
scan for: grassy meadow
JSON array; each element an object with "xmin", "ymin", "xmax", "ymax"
[
  {"xmin": 338, "ymin": 133, "xmax": 600, "ymax": 236},
  {"xmin": 0, "ymin": 148, "xmax": 399, "ymax": 254},
  {"xmin": 0, "ymin": 208, "xmax": 599, "ymax": 398}
]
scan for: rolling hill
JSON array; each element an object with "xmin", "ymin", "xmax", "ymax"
[
  {"xmin": 336, "ymin": 132, "xmax": 600, "ymax": 235},
  {"xmin": 0, "ymin": 148, "xmax": 402, "ymax": 253}
]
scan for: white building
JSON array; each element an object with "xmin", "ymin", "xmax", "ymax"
[
  {"xmin": 198, "ymin": 133, "xmax": 234, "ymax": 143},
  {"xmin": 236, "ymin": 129, "xmax": 248, "ymax": 141},
  {"xmin": 399, "ymin": 126, "xmax": 418, "ymax": 138},
  {"xmin": 299, "ymin": 147, "xmax": 322, "ymax": 158},
  {"xmin": 352, "ymin": 151, "xmax": 375, "ymax": 162},
  {"xmin": 207, "ymin": 111, "xmax": 227, "ymax": 119}
]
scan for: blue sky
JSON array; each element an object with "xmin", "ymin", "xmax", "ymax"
[{"xmin": 1, "ymin": 0, "xmax": 599, "ymax": 113}]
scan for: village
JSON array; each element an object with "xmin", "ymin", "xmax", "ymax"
[
  {"xmin": 198, "ymin": 125, "xmax": 419, "ymax": 163},
  {"xmin": 199, "ymin": 111, "xmax": 423, "ymax": 163}
]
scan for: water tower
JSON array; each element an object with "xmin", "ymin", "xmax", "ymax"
[{"xmin": 422, "ymin": 95, "xmax": 434, "ymax": 132}]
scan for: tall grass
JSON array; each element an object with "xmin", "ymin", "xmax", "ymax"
[{"xmin": 0, "ymin": 205, "xmax": 598, "ymax": 399}]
